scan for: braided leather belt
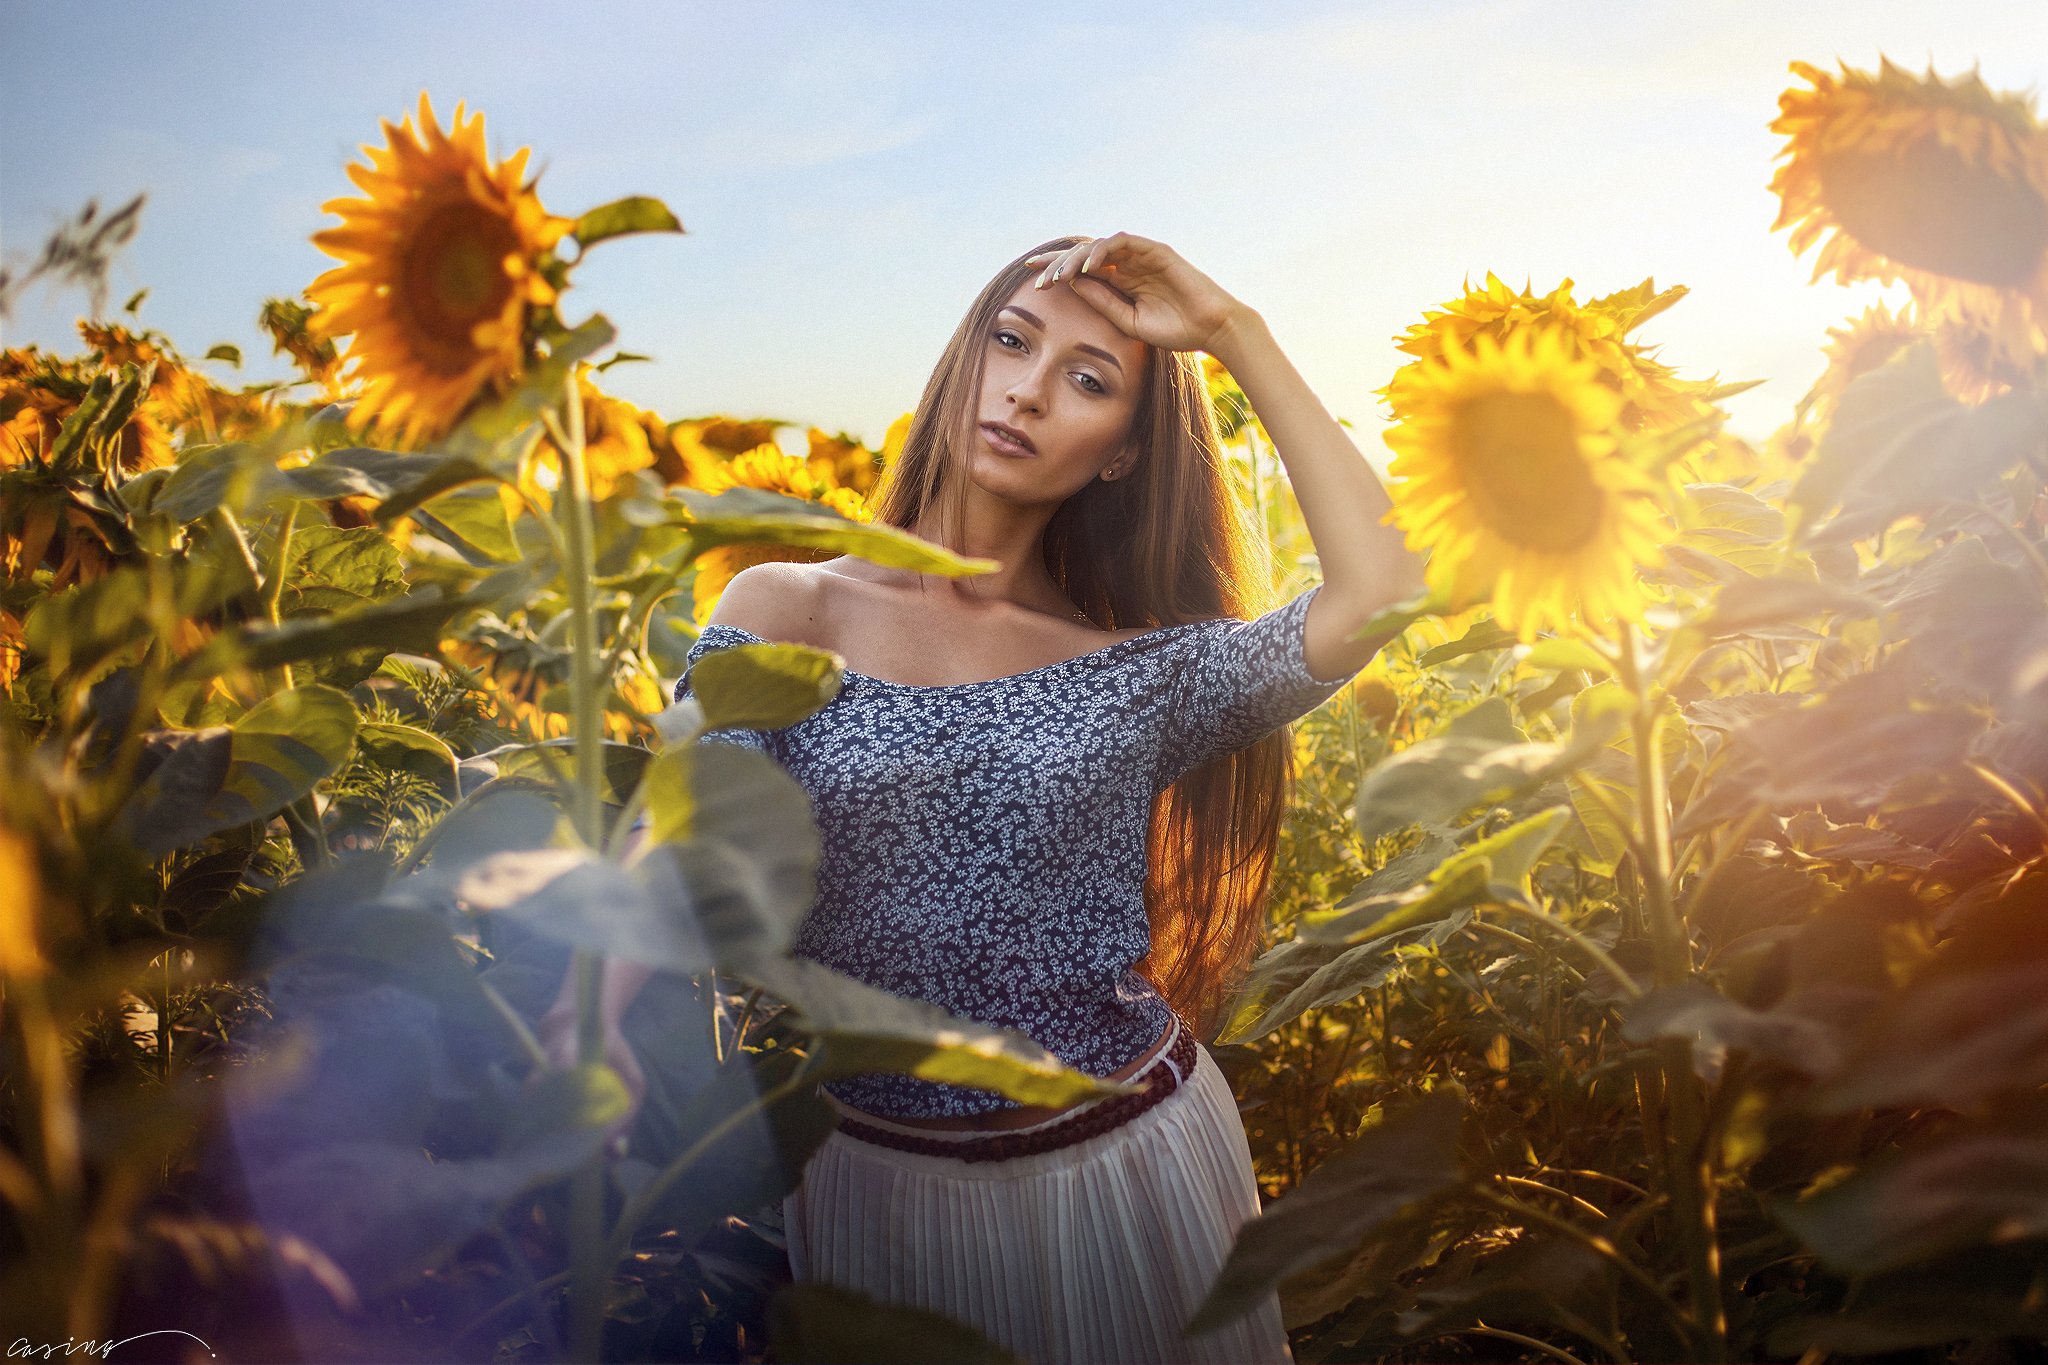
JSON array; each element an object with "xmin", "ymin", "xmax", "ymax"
[{"xmin": 833, "ymin": 1024, "xmax": 1201, "ymax": 1164}]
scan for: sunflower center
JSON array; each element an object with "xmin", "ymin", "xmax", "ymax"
[
  {"xmin": 1816, "ymin": 140, "xmax": 2048, "ymax": 287},
  {"xmin": 1448, "ymin": 391, "xmax": 1606, "ymax": 554},
  {"xmin": 398, "ymin": 197, "xmax": 523, "ymax": 373}
]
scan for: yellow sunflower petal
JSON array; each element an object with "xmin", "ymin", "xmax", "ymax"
[
  {"xmin": 1381, "ymin": 325, "xmax": 1673, "ymax": 642},
  {"xmin": 1770, "ymin": 57, "xmax": 2048, "ymax": 330},
  {"xmin": 304, "ymin": 93, "xmax": 564, "ymax": 448}
]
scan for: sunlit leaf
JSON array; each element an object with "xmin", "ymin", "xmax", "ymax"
[{"xmin": 1187, "ymin": 1092, "xmax": 1466, "ymax": 1334}]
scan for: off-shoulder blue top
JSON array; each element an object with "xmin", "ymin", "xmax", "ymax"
[{"xmin": 673, "ymin": 582, "xmax": 1353, "ymax": 1118}]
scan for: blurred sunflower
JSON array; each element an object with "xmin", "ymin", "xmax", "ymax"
[
  {"xmin": 519, "ymin": 365, "xmax": 660, "ymax": 505},
  {"xmin": 1801, "ymin": 301, "xmax": 1925, "ymax": 425},
  {"xmin": 689, "ymin": 443, "xmax": 871, "ymax": 623},
  {"xmin": 259, "ymin": 298, "xmax": 343, "ymax": 393},
  {"xmin": 0, "ymin": 346, "xmax": 172, "ymax": 473},
  {"xmin": 1769, "ymin": 58, "xmax": 2048, "ymax": 327},
  {"xmin": 1803, "ymin": 298, "xmax": 2045, "ymax": 417},
  {"xmin": 1930, "ymin": 298, "xmax": 2048, "ymax": 403},
  {"xmin": 1383, "ymin": 273, "xmax": 1719, "ymax": 433},
  {"xmin": 1380, "ymin": 326, "xmax": 1669, "ymax": 643},
  {"xmin": 806, "ymin": 426, "xmax": 885, "ymax": 497},
  {"xmin": 306, "ymin": 92, "xmax": 573, "ymax": 449},
  {"xmin": 78, "ymin": 321, "xmax": 273, "ymax": 445}
]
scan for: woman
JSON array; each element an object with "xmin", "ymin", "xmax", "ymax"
[{"xmin": 542, "ymin": 232, "xmax": 1426, "ymax": 1363}]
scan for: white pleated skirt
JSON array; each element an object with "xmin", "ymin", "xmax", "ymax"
[{"xmin": 782, "ymin": 1030, "xmax": 1293, "ymax": 1365}]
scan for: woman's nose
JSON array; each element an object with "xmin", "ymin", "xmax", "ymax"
[{"xmin": 1006, "ymin": 360, "xmax": 1051, "ymax": 412}]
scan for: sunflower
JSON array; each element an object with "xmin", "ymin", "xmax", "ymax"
[
  {"xmin": 806, "ymin": 426, "xmax": 885, "ymax": 496},
  {"xmin": 1769, "ymin": 58, "xmax": 2048, "ymax": 328},
  {"xmin": 519, "ymin": 365, "xmax": 660, "ymax": 505},
  {"xmin": 0, "ymin": 345, "xmax": 174, "ymax": 473},
  {"xmin": 306, "ymin": 92, "xmax": 572, "ymax": 449},
  {"xmin": 1382, "ymin": 273, "xmax": 1718, "ymax": 433},
  {"xmin": 1801, "ymin": 301, "xmax": 1925, "ymax": 425},
  {"xmin": 1803, "ymin": 297, "xmax": 2045, "ymax": 416},
  {"xmin": 1930, "ymin": 297, "xmax": 2048, "ymax": 402},
  {"xmin": 1380, "ymin": 326, "xmax": 1670, "ymax": 643},
  {"xmin": 688, "ymin": 442, "xmax": 871, "ymax": 623},
  {"xmin": 259, "ymin": 298, "xmax": 342, "ymax": 392}
]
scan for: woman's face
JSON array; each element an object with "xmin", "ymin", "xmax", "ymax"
[{"xmin": 967, "ymin": 276, "xmax": 1150, "ymax": 501}]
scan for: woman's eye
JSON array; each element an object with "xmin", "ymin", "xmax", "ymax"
[
  {"xmin": 994, "ymin": 329, "xmax": 1024, "ymax": 350},
  {"xmin": 1075, "ymin": 373, "xmax": 1106, "ymax": 394}
]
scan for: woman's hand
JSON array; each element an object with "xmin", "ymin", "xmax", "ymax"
[
  {"xmin": 1023, "ymin": 233, "xmax": 1250, "ymax": 354},
  {"xmin": 532, "ymin": 1007, "xmax": 647, "ymax": 1158}
]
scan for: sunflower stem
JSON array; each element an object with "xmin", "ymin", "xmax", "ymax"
[
  {"xmin": 1615, "ymin": 619, "xmax": 1726, "ymax": 1358},
  {"xmin": 550, "ymin": 372, "xmax": 614, "ymax": 1365}
]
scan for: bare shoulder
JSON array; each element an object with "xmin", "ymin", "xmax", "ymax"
[{"xmin": 703, "ymin": 561, "xmax": 833, "ymax": 649}]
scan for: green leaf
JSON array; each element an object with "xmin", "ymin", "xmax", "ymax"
[
  {"xmin": 644, "ymin": 742, "xmax": 822, "ymax": 965},
  {"xmin": 1521, "ymin": 637, "xmax": 1613, "ymax": 677},
  {"xmin": 618, "ymin": 1045, "xmax": 835, "ymax": 1253},
  {"xmin": 1296, "ymin": 858, "xmax": 1496, "ymax": 944},
  {"xmin": 1770, "ymin": 1117, "xmax": 2048, "ymax": 1276},
  {"xmin": 244, "ymin": 1128, "xmax": 612, "ymax": 1301},
  {"xmin": 1789, "ymin": 342, "xmax": 2048, "ymax": 543},
  {"xmin": 143, "ymin": 441, "xmax": 276, "ymax": 524},
  {"xmin": 180, "ymin": 587, "xmax": 475, "ymax": 683},
  {"xmin": 1807, "ymin": 961, "xmax": 2048, "ymax": 1112},
  {"xmin": 1219, "ymin": 910, "xmax": 1472, "ymax": 1044},
  {"xmin": 50, "ymin": 361, "xmax": 152, "ymax": 471},
  {"xmin": 570, "ymin": 195, "xmax": 684, "ymax": 249},
  {"xmin": 283, "ymin": 525, "xmax": 408, "ymax": 614},
  {"xmin": 1418, "ymin": 618, "xmax": 1518, "ymax": 667},
  {"xmin": 216, "ymin": 684, "xmax": 361, "ymax": 820},
  {"xmin": 1884, "ymin": 535, "xmax": 2048, "ymax": 709},
  {"xmin": 1187, "ymin": 1092, "xmax": 1467, "ymax": 1335},
  {"xmin": 1763, "ymin": 1246, "xmax": 2048, "ymax": 1355},
  {"xmin": 354, "ymin": 721, "xmax": 460, "ymax": 799},
  {"xmin": 1621, "ymin": 979, "xmax": 1845, "ymax": 1077},
  {"xmin": 769, "ymin": 1283, "xmax": 1024, "ymax": 1365},
  {"xmin": 497, "ymin": 1062, "xmax": 631, "ymax": 1156},
  {"xmin": 1699, "ymin": 574, "xmax": 1879, "ymax": 637},
  {"xmin": 1394, "ymin": 1232, "xmax": 1616, "ymax": 1347},
  {"xmin": 676, "ymin": 486, "xmax": 1000, "ymax": 576},
  {"xmin": 1353, "ymin": 696, "xmax": 1626, "ymax": 843},
  {"xmin": 452, "ymin": 845, "xmax": 717, "ymax": 972},
  {"xmin": 204, "ymin": 343, "xmax": 242, "ymax": 367},
  {"xmin": 118, "ymin": 686, "xmax": 359, "ymax": 856},
  {"xmin": 276, "ymin": 446, "xmax": 504, "ymax": 521},
  {"xmin": 735, "ymin": 955, "xmax": 1134, "ymax": 1109},
  {"xmin": 21, "ymin": 565, "xmax": 152, "ymax": 685},
  {"xmin": 417, "ymin": 789, "xmax": 563, "ymax": 872},
  {"xmin": 477, "ymin": 739, "xmax": 654, "ymax": 807},
  {"xmin": 1724, "ymin": 665, "xmax": 1982, "ymax": 808},
  {"xmin": 1349, "ymin": 582, "xmax": 1448, "ymax": 648},
  {"xmin": 407, "ymin": 483, "xmax": 519, "ymax": 564},
  {"xmin": 683, "ymin": 639, "xmax": 844, "ymax": 733},
  {"xmin": 1560, "ymin": 680, "xmax": 1680, "ymax": 874}
]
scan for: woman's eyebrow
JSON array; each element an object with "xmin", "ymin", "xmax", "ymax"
[{"xmin": 997, "ymin": 305, "xmax": 1125, "ymax": 373}]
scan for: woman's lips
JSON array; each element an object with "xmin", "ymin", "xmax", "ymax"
[{"xmin": 981, "ymin": 422, "xmax": 1036, "ymax": 457}]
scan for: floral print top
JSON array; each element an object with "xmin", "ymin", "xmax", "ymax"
[{"xmin": 673, "ymin": 582, "xmax": 1353, "ymax": 1118}]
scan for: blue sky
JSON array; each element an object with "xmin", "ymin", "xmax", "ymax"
[{"xmin": 4, "ymin": 0, "xmax": 2044, "ymax": 468}]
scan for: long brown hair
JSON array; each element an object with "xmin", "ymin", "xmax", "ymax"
[{"xmin": 864, "ymin": 235, "xmax": 1302, "ymax": 1042}]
